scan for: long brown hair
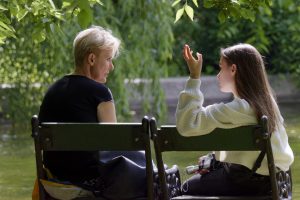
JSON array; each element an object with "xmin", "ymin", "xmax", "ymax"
[{"xmin": 221, "ymin": 43, "xmax": 280, "ymax": 133}]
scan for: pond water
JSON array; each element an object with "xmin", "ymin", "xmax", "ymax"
[{"xmin": 0, "ymin": 103, "xmax": 299, "ymax": 200}]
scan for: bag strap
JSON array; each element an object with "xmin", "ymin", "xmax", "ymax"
[
  {"xmin": 251, "ymin": 150, "xmax": 266, "ymax": 173},
  {"xmin": 251, "ymin": 122, "xmax": 270, "ymax": 173}
]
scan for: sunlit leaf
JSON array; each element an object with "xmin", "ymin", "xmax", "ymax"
[
  {"xmin": 0, "ymin": 4, "xmax": 8, "ymax": 10},
  {"xmin": 48, "ymin": 0, "xmax": 56, "ymax": 9},
  {"xmin": 32, "ymin": 28, "xmax": 46, "ymax": 42},
  {"xmin": 0, "ymin": 26, "xmax": 16, "ymax": 38},
  {"xmin": 98, "ymin": 0, "xmax": 104, "ymax": 6},
  {"xmin": 77, "ymin": 9, "xmax": 93, "ymax": 28},
  {"xmin": 192, "ymin": 0, "xmax": 199, "ymax": 8},
  {"xmin": 231, "ymin": 0, "xmax": 240, "ymax": 5},
  {"xmin": 0, "ymin": 13, "xmax": 11, "ymax": 24},
  {"xmin": 0, "ymin": 21, "xmax": 14, "ymax": 31},
  {"xmin": 184, "ymin": 4, "xmax": 194, "ymax": 21},
  {"xmin": 16, "ymin": 9, "xmax": 28, "ymax": 21},
  {"xmin": 174, "ymin": 7, "xmax": 184, "ymax": 23},
  {"xmin": 62, "ymin": 1, "xmax": 72, "ymax": 9},
  {"xmin": 88, "ymin": 0, "xmax": 104, "ymax": 6},
  {"xmin": 172, "ymin": 0, "xmax": 181, "ymax": 7},
  {"xmin": 9, "ymin": 4, "xmax": 19, "ymax": 16}
]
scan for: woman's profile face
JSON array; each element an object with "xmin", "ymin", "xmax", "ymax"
[
  {"xmin": 90, "ymin": 48, "xmax": 114, "ymax": 83},
  {"xmin": 217, "ymin": 56, "xmax": 236, "ymax": 94}
]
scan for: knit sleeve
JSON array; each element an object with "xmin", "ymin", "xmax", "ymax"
[{"xmin": 175, "ymin": 78, "xmax": 257, "ymax": 137}]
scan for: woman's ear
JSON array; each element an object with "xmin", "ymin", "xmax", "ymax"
[
  {"xmin": 88, "ymin": 53, "xmax": 95, "ymax": 66},
  {"xmin": 231, "ymin": 64, "xmax": 237, "ymax": 75}
]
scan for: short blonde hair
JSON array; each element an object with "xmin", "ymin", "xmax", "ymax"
[{"xmin": 73, "ymin": 26, "xmax": 121, "ymax": 67}]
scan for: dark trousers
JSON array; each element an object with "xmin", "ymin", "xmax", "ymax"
[{"xmin": 181, "ymin": 162, "xmax": 271, "ymax": 196}]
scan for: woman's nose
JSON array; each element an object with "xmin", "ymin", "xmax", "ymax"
[{"xmin": 217, "ymin": 72, "xmax": 220, "ymax": 79}]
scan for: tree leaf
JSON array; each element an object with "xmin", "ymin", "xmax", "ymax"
[
  {"xmin": 48, "ymin": 0, "xmax": 56, "ymax": 9},
  {"xmin": 9, "ymin": 4, "xmax": 19, "ymax": 16},
  {"xmin": 0, "ymin": 37, "xmax": 5, "ymax": 44},
  {"xmin": 88, "ymin": 0, "xmax": 104, "ymax": 6},
  {"xmin": 16, "ymin": 9, "xmax": 28, "ymax": 21},
  {"xmin": 0, "ymin": 26, "xmax": 16, "ymax": 38},
  {"xmin": 172, "ymin": 0, "xmax": 181, "ymax": 7},
  {"xmin": 0, "ymin": 4, "xmax": 8, "ymax": 10},
  {"xmin": 203, "ymin": 0, "xmax": 214, "ymax": 8},
  {"xmin": 174, "ymin": 7, "xmax": 184, "ymax": 23},
  {"xmin": 77, "ymin": 9, "xmax": 93, "ymax": 28},
  {"xmin": 218, "ymin": 11, "xmax": 226, "ymax": 23},
  {"xmin": 231, "ymin": 0, "xmax": 240, "ymax": 5},
  {"xmin": 184, "ymin": 4, "xmax": 194, "ymax": 21},
  {"xmin": 97, "ymin": 0, "xmax": 104, "ymax": 6},
  {"xmin": 78, "ymin": 0, "xmax": 90, "ymax": 11},
  {"xmin": 32, "ymin": 28, "xmax": 46, "ymax": 42},
  {"xmin": 192, "ymin": 0, "xmax": 199, "ymax": 8},
  {"xmin": 0, "ymin": 13, "xmax": 11, "ymax": 24},
  {"xmin": 0, "ymin": 21, "xmax": 14, "ymax": 31},
  {"xmin": 241, "ymin": 9, "xmax": 256, "ymax": 21}
]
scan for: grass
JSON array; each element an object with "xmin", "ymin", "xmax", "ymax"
[
  {"xmin": 0, "ymin": 156, "xmax": 35, "ymax": 200},
  {"xmin": 0, "ymin": 128, "xmax": 36, "ymax": 200},
  {"xmin": 0, "ymin": 103, "xmax": 299, "ymax": 200},
  {"xmin": 285, "ymin": 115, "xmax": 300, "ymax": 199}
]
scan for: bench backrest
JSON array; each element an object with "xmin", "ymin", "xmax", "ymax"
[
  {"xmin": 150, "ymin": 116, "xmax": 280, "ymax": 200},
  {"xmin": 155, "ymin": 125, "xmax": 264, "ymax": 152},
  {"xmin": 31, "ymin": 115, "xmax": 154, "ymax": 200}
]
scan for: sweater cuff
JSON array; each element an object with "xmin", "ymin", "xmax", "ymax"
[{"xmin": 185, "ymin": 77, "xmax": 201, "ymax": 90}]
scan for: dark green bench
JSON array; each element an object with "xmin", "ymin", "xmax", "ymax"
[
  {"xmin": 150, "ymin": 116, "xmax": 292, "ymax": 200},
  {"xmin": 31, "ymin": 115, "xmax": 154, "ymax": 200}
]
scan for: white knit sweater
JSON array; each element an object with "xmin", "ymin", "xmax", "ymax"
[{"xmin": 176, "ymin": 78, "xmax": 294, "ymax": 175}]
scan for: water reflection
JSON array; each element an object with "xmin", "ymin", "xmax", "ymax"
[{"xmin": 0, "ymin": 124, "xmax": 34, "ymax": 157}]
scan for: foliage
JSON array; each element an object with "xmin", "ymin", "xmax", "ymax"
[
  {"xmin": 0, "ymin": 0, "xmax": 103, "ymax": 44},
  {"xmin": 0, "ymin": 0, "xmax": 102, "ymax": 125},
  {"xmin": 0, "ymin": 20, "xmax": 75, "ymax": 125},
  {"xmin": 0, "ymin": 0, "xmax": 299, "ymax": 127},
  {"xmin": 265, "ymin": 0, "xmax": 300, "ymax": 78},
  {"xmin": 0, "ymin": 0, "xmax": 174, "ymax": 126},
  {"xmin": 172, "ymin": 0, "xmax": 272, "ymax": 23},
  {"xmin": 170, "ymin": 0, "xmax": 300, "ymax": 79},
  {"xmin": 91, "ymin": 1, "xmax": 174, "ymax": 122}
]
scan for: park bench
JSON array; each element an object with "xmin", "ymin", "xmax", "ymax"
[
  {"xmin": 31, "ymin": 115, "xmax": 155, "ymax": 200},
  {"xmin": 150, "ymin": 116, "xmax": 292, "ymax": 200}
]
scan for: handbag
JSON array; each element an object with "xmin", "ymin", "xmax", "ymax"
[{"xmin": 153, "ymin": 164, "xmax": 181, "ymax": 199}]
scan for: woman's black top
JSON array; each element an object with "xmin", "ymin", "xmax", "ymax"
[{"xmin": 38, "ymin": 74, "xmax": 113, "ymax": 182}]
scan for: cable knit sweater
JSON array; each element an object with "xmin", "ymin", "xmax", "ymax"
[{"xmin": 176, "ymin": 78, "xmax": 294, "ymax": 175}]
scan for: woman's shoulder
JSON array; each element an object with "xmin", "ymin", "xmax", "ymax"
[
  {"xmin": 209, "ymin": 97, "xmax": 255, "ymax": 118},
  {"xmin": 66, "ymin": 74, "xmax": 109, "ymax": 89},
  {"xmin": 61, "ymin": 75, "xmax": 112, "ymax": 98},
  {"xmin": 208, "ymin": 98, "xmax": 257, "ymax": 124},
  {"xmin": 228, "ymin": 97, "xmax": 252, "ymax": 110}
]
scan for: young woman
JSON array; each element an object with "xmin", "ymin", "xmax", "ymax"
[{"xmin": 176, "ymin": 44, "xmax": 294, "ymax": 196}]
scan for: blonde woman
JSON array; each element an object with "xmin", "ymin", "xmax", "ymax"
[
  {"xmin": 176, "ymin": 44, "xmax": 294, "ymax": 196},
  {"xmin": 39, "ymin": 26, "xmax": 146, "ymax": 199}
]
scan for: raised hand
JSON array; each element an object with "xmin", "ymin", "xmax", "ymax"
[{"xmin": 182, "ymin": 44, "xmax": 202, "ymax": 79}]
